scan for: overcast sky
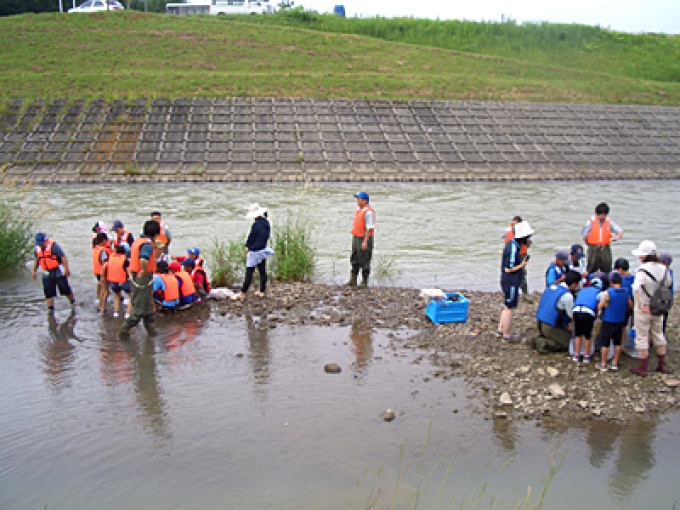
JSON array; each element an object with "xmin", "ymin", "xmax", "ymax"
[{"xmin": 297, "ymin": 0, "xmax": 680, "ymax": 34}]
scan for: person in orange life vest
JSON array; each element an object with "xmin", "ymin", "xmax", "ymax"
[
  {"xmin": 169, "ymin": 260, "xmax": 198, "ymax": 305},
  {"xmin": 348, "ymin": 191, "xmax": 375, "ymax": 288},
  {"xmin": 582, "ymin": 202, "xmax": 623, "ymax": 274},
  {"xmin": 234, "ymin": 203, "xmax": 274, "ymax": 300},
  {"xmin": 545, "ymin": 250, "xmax": 570, "ymax": 287},
  {"xmin": 595, "ymin": 271, "xmax": 634, "ymax": 372},
  {"xmin": 153, "ymin": 260, "xmax": 181, "ymax": 309},
  {"xmin": 503, "ymin": 216, "xmax": 530, "ymax": 300},
  {"xmin": 32, "ymin": 232, "xmax": 75, "ymax": 311},
  {"xmin": 111, "ymin": 220, "xmax": 134, "ymax": 249},
  {"xmin": 91, "ymin": 221, "xmax": 111, "ymax": 247},
  {"xmin": 103, "ymin": 243, "xmax": 131, "ymax": 318},
  {"xmin": 629, "ymin": 240, "xmax": 672, "ymax": 376},
  {"xmin": 151, "ymin": 211, "xmax": 172, "ymax": 258},
  {"xmin": 119, "ymin": 220, "xmax": 161, "ymax": 339},
  {"xmin": 92, "ymin": 232, "xmax": 111, "ymax": 314},
  {"xmin": 181, "ymin": 258, "xmax": 211, "ymax": 298}
]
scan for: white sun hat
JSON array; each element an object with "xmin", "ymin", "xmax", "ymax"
[
  {"xmin": 513, "ymin": 221, "xmax": 534, "ymax": 239},
  {"xmin": 631, "ymin": 240, "xmax": 657, "ymax": 257},
  {"xmin": 245, "ymin": 203, "xmax": 268, "ymax": 219}
]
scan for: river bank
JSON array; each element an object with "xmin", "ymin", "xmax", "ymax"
[{"xmin": 213, "ymin": 282, "xmax": 680, "ymax": 424}]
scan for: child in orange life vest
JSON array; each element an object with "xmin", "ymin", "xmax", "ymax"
[
  {"xmin": 152, "ymin": 260, "xmax": 180, "ymax": 309},
  {"xmin": 181, "ymin": 258, "xmax": 211, "ymax": 298},
  {"xmin": 102, "ymin": 243, "xmax": 132, "ymax": 318},
  {"xmin": 92, "ymin": 232, "xmax": 111, "ymax": 314},
  {"xmin": 169, "ymin": 261, "xmax": 199, "ymax": 305},
  {"xmin": 596, "ymin": 271, "xmax": 633, "ymax": 372},
  {"xmin": 111, "ymin": 220, "xmax": 134, "ymax": 248}
]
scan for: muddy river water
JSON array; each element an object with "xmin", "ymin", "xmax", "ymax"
[{"xmin": 1, "ymin": 181, "xmax": 679, "ymax": 509}]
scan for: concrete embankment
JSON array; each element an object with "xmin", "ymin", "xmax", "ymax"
[{"xmin": 1, "ymin": 97, "xmax": 679, "ymax": 184}]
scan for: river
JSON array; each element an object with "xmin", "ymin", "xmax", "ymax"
[{"xmin": 1, "ymin": 181, "xmax": 679, "ymax": 509}]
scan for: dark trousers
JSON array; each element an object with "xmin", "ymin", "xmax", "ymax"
[
  {"xmin": 586, "ymin": 245, "xmax": 612, "ymax": 274},
  {"xmin": 242, "ymin": 260, "xmax": 267, "ymax": 293},
  {"xmin": 350, "ymin": 235, "xmax": 373, "ymax": 275}
]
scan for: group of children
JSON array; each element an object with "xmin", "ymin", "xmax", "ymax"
[{"xmin": 91, "ymin": 213, "xmax": 211, "ymax": 318}]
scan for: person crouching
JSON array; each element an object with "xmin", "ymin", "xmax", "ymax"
[
  {"xmin": 153, "ymin": 260, "xmax": 180, "ymax": 310},
  {"xmin": 535, "ymin": 270, "xmax": 581, "ymax": 354},
  {"xmin": 169, "ymin": 261, "xmax": 199, "ymax": 306}
]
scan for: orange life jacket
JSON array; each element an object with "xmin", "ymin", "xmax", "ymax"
[
  {"xmin": 92, "ymin": 245, "xmax": 107, "ymax": 276},
  {"xmin": 157, "ymin": 273, "xmax": 180, "ymax": 302},
  {"xmin": 586, "ymin": 216, "xmax": 612, "ymax": 246},
  {"xmin": 195, "ymin": 255, "xmax": 204, "ymax": 267},
  {"xmin": 129, "ymin": 238, "xmax": 157, "ymax": 273},
  {"xmin": 503, "ymin": 227, "xmax": 514, "ymax": 244},
  {"xmin": 351, "ymin": 205, "xmax": 375, "ymax": 238},
  {"xmin": 156, "ymin": 224, "xmax": 168, "ymax": 247},
  {"xmin": 36, "ymin": 240, "xmax": 60, "ymax": 271},
  {"xmin": 107, "ymin": 253, "xmax": 128, "ymax": 284},
  {"xmin": 113, "ymin": 230, "xmax": 132, "ymax": 248},
  {"xmin": 191, "ymin": 267, "xmax": 211, "ymax": 293},
  {"xmin": 176, "ymin": 271, "xmax": 197, "ymax": 297}
]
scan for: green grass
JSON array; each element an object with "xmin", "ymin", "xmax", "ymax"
[
  {"xmin": 271, "ymin": 211, "xmax": 316, "ymax": 282},
  {"xmin": 206, "ymin": 238, "xmax": 244, "ymax": 287},
  {"xmin": 0, "ymin": 185, "xmax": 36, "ymax": 275},
  {"xmin": 0, "ymin": 11, "xmax": 678, "ymax": 104}
]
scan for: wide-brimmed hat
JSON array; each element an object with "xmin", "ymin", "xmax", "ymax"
[
  {"xmin": 513, "ymin": 221, "xmax": 534, "ymax": 239},
  {"xmin": 631, "ymin": 240, "xmax": 657, "ymax": 257},
  {"xmin": 245, "ymin": 203, "xmax": 267, "ymax": 219}
]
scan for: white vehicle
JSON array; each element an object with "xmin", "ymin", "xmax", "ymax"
[
  {"xmin": 166, "ymin": 0, "xmax": 275, "ymax": 16},
  {"xmin": 68, "ymin": 0, "xmax": 124, "ymax": 12}
]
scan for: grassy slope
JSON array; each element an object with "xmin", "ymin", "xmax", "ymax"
[{"xmin": 1, "ymin": 11, "xmax": 679, "ymax": 105}]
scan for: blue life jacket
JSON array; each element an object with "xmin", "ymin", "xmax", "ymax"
[
  {"xmin": 602, "ymin": 287, "xmax": 629, "ymax": 324},
  {"xmin": 621, "ymin": 274, "xmax": 635, "ymax": 298},
  {"xmin": 574, "ymin": 286, "xmax": 600, "ymax": 312},
  {"xmin": 545, "ymin": 263, "xmax": 566, "ymax": 287},
  {"xmin": 536, "ymin": 285, "xmax": 570, "ymax": 327}
]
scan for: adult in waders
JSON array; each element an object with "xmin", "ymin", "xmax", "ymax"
[
  {"xmin": 582, "ymin": 202, "xmax": 624, "ymax": 274},
  {"xmin": 348, "ymin": 191, "xmax": 375, "ymax": 288},
  {"xmin": 119, "ymin": 220, "xmax": 160, "ymax": 340}
]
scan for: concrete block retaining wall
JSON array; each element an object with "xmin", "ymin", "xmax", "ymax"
[{"xmin": 1, "ymin": 97, "xmax": 679, "ymax": 183}]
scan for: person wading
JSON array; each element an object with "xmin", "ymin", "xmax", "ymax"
[
  {"xmin": 119, "ymin": 220, "xmax": 160, "ymax": 340},
  {"xmin": 347, "ymin": 191, "xmax": 375, "ymax": 288}
]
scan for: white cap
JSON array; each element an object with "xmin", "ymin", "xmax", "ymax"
[
  {"xmin": 631, "ymin": 240, "xmax": 657, "ymax": 257},
  {"xmin": 513, "ymin": 221, "xmax": 534, "ymax": 239}
]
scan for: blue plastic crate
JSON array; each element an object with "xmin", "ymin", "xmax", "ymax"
[{"xmin": 426, "ymin": 292, "xmax": 469, "ymax": 324}]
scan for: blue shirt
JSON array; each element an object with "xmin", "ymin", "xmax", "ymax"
[{"xmin": 153, "ymin": 275, "xmax": 180, "ymax": 307}]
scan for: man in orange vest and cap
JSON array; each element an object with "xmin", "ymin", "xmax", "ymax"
[
  {"xmin": 582, "ymin": 202, "xmax": 623, "ymax": 274},
  {"xmin": 348, "ymin": 191, "xmax": 375, "ymax": 288},
  {"xmin": 32, "ymin": 232, "xmax": 75, "ymax": 311}
]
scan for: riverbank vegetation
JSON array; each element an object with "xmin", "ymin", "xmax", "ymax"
[
  {"xmin": 0, "ymin": 12, "xmax": 678, "ymax": 105},
  {"xmin": 0, "ymin": 185, "xmax": 35, "ymax": 275}
]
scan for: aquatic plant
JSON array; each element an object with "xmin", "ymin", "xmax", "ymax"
[
  {"xmin": 372, "ymin": 254, "xmax": 401, "ymax": 284},
  {"xmin": 270, "ymin": 210, "xmax": 316, "ymax": 282},
  {"xmin": 0, "ymin": 185, "xmax": 35, "ymax": 275},
  {"xmin": 206, "ymin": 238, "xmax": 244, "ymax": 287}
]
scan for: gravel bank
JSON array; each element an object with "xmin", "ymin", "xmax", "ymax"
[{"xmin": 212, "ymin": 283, "xmax": 680, "ymax": 424}]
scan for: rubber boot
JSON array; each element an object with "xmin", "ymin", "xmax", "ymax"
[
  {"xmin": 346, "ymin": 271, "xmax": 358, "ymax": 288},
  {"xmin": 144, "ymin": 320, "xmax": 158, "ymax": 337},
  {"xmin": 629, "ymin": 357, "xmax": 649, "ymax": 377},
  {"xmin": 118, "ymin": 321, "xmax": 132, "ymax": 341},
  {"xmin": 656, "ymin": 354, "xmax": 670, "ymax": 374},
  {"xmin": 360, "ymin": 270, "xmax": 369, "ymax": 288}
]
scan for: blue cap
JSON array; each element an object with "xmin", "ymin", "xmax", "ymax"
[
  {"xmin": 354, "ymin": 191, "xmax": 369, "ymax": 201},
  {"xmin": 187, "ymin": 247, "xmax": 200, "ymax": 256},
  {"xmin": 35, "ymin": 232, "xmax": 47, "ymax": 245},
  {"xmin": 181, "ymin": 258, "xmax": 196, "ymax": 269},
  {"xmin": 112, "ymin": 220, "xmax": 124, "ymax": 230},
  {"xmin": 570, "ymin": 244, "xmax": 585, "ymax": 259}
]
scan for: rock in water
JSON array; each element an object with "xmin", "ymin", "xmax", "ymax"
[
  {"xmin": 499, "ymin": 392, "xmax": 513, "ymax": 406},
  {"xmin": 324, "ymin": 363, "xmax": 342, "ymax": 374},
  {"xmin": 380, "ymin": 409, "xmax": 396, "ymax": 422}
]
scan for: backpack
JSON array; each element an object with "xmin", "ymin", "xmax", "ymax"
[{"xmin": 640, "ymin": 266, "xmax": 673, "ymax": 316}]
